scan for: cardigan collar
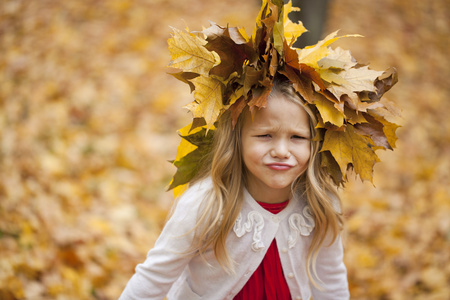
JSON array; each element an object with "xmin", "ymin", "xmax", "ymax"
[{"xmin": 235, "ymin": 188, "xmax": 314, "ymax": 251}]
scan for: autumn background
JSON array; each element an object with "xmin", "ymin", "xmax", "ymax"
[{"xmin": 1, "ymin": 0, "xmax": 449, "ymax": 299}]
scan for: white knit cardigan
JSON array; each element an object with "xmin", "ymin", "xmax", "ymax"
[{"xmin": 119, "ymin": 178, "xmax": 349, "ymax": 300}]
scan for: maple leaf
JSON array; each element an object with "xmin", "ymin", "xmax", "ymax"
[
  {"xmin": 202, "ymin": 22, "xmax": 249, "ymax": 45},
  {"xmin": 279, "ymin": 65, "xmax": 317, "ymax": 104},
  {"xmin": 354, "ymin": 116, "xmax": 392, "ymax": 150},
  {"xmin": 344, "ymin": 105, "xmax": 368, "ymax": 124},
  {"xmin": 168, "ymin": 71, "xmax": 199, "ymax": 93},
  {"xmin": 168, "ymin": 126, "xmax": 214, "ymax": 191},
  {"xmin": 299, "ymin": 63, "xmax": 326, "ymax": 90},
  {"xmin": 202, "ymin": 23, "xmax": 255, "ymax": 79},
  {"xmin": 321, "ymin": 124, "xmax": 380, "ymax": 182},
  {"xmin": 273, "ymin": 20, "xmax": 284, "ymax": 54},
  {"xmin": 254, "ymin": 0, "xmax": 286, "ymax": 55},
  {"xmin": 255, "ymin": 0, "xmax": 270, "ymax": 28},
  {"xmin": 248, "ymin": 77, "xmax": 274, "ymax": 112},
  {"xmin": 264, "ymin": 47, "xmax": 278, "ymax": 77},
  {"xmin": 168, "ymin": 27, "xmax": 220, "ymax": 76},
  {"xmin": 172, "ymin": 123, "xmax": 202, "ymax": 160},
  {"xmin": 318, "ymin": 47, "xmax": 357, "ymax": 70},
  {"xmin": 320, "ymin": 150, "xmax": 344, "ymax": 186},
  {"xmin": 297, "ymin": 30, "xmax": 361, "ymax": 69},
  {"xmin": 185, "ymin": 75, "xmax": 225, "ymax": 129},
  {"xmin": 369, "ymin": 113, "xmax": 401, "ymax": 149},
  {"xmin": 283, "ymin": 43, "xmax": 326, "ymax": 90},
  {"xmin": 368, "ymin": 97, "xmax": 402, "ymax": 123},
  {"xmin": 284, "ymin": 40, "xmax": 300, "ymax": 68},
  {"xmin": 180, "ymin": 125, "xmax": 215, "ymax": 148},
  {"xmin": 341, "ymin": 93, "xmax": 384, "ymax": 112},
  {"xmin": 226, "ymin": 85, "xmax": 244, "ymax": 108},
  {"xmin": 382, "ymin": 121, "xmax": 400, "ymax": 149},
  {"xmin": 326, "ymin": 66, "xmax": 384, "ymax": 93},
  {"xmin": 368, "ymin": 67, "xmax": 399, "ymax": 102},
  {"xmin": 322, "ymin": 66, "xmax": 384, "ymax": 112},
  {"xmin": 242, "ymin": 65, "xmax": 264, "ymax": 95},
  {"xmin": 228, "ymin": 26, "xmax": 251, "ymax": 44},
  {"xmin": 229, "ymin": 95, "xmax": 247, "ymax": 128},
  {"xmin": 262, "ymin": 1, "xmax": 284, "ymax": 54},
  {"xmin": 283, "ymin": 0, "xmax": 306, "ymax": 46},
  {"xmin": 313, "ymin": 93, "xmax": 345, "ymax": 127},
  {"xmin": 283, "ymin": 0, "xmax": 300, "ymax": 18},
  {"xmin": 315, "ymin": 47, "xmax": 386, "ymax": 114}
]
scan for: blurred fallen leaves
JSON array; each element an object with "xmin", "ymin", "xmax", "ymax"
[
  {"xmin": 327, "ymin": 0, "xmax": 450, "ymax": 299},
  {"xmin": 0, "ymin": 0, "xmax": 449, "ymax": 299},
  {"xmin": 0, "ymin": 0, "xmax": 257, "ymax": 299}
]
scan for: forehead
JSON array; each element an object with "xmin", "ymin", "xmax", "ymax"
[{"xmin": 243, "ymin": 94, "xmax": 311, "ymax": 132}]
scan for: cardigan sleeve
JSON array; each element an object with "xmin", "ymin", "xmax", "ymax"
[
  {"xmin": 119, "ymin": 182, "xmax": 208, "ymax": 300},
  {"xmin": 310, "ymin": 234, "xmax": 350, "ymax": 300}
]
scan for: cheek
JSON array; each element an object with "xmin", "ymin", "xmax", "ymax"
[
  {"xmin": 295, "ymin": 143, "xmax": 312, "ymax": 164},
  {"xmin": 243, "ymin": 143, "xmax": 264, "ymax": 164}
]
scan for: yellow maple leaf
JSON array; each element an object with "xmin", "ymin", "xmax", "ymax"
[
  {"xmin": 255, "ymin": 0, "xmax": 270, "ymax": 28},
  {"xmin": 283, "ymin": 0, "xmax": 300, "ymax": 21},
  {"xmin": 313, "ymin": 93, "xmax": 344, "ymax": 127},
  {"xmin": 252, "ymin": 0, "xmax": 270, "ymax": 42},
  {"xmin": 185, "ymin": 75, "xmax": 225, "ymax": 128},
  {"xmin": 297, "ymin": 31, "xmax": 361, "ymax": 69},
  {"xmin": 372, "ymin": 114, "xmax": 401, "ymax": 148},
  {"xmin": 168, "ymin": 27, "xmax": 220, "ymax": 76},
  {"xmin": 344, "ymin": 106, "xmax": 368, "ymax": 124},
  {"xmin": 331, "ymin": 66, "xmax": 384, "ymax": 93},
  {"xmin": 321, "ymin": 124, "xmax": 380, "ymax": 182},
  {"xmin": 318, "ymin": 47, "xmax": 357, "ymax": 70},
  {"xmin": 323, "ymin": 66, "xmax": 384, "ymax": 111},
  {"xmin": 283, "ymin": 1, "xmax": 306, "ymax": 46},
  {"xmin": 173, "ymin": 123, "xmax": 202, "ymax": 161},
  {"xmin": 318, "ymin": 69, "xmax": 348, "ymax": 85}
]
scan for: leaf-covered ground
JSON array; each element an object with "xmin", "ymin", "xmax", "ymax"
[{"xmin": 0, "ymin": 0, "xmax": 449, "ymax": 299}]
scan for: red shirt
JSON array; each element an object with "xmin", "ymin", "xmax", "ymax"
[{"xmin": 234, "ymin": 200, "xmax": 292, "ymax": 300}]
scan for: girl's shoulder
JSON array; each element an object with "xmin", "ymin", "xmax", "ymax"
[
  {"xmin": 182, "ymin": 177, "xmax": 213, "ymax": 196},
  {"xmin": 174, "ymin": 177, "xmax": 213, "ymax": 209},
  {"xmin": 165, "ymin": 177, "xmax": 214, "ymax": 227}
]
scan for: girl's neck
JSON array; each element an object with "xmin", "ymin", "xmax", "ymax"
[{"xmin": 246, "ymin": 184, "xmax": 292, "ymax": 204}]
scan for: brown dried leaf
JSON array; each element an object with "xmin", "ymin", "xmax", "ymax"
[
  {"xmin": 279, "ymin": 65, "xmax": 316, "ymax": 104},
  {"xmin": 321, "ymin": 124, "xmax": 380, "ymax": 182}
]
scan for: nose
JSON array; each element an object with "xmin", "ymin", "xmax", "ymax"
[{"xmin": 270, "ymin": 138, "xmax": 291, "ymax": 159}]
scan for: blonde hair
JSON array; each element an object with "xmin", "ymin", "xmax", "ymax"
[{"xmin": 177, "ymin": 75, "xmax": 344, "ymax": 287}]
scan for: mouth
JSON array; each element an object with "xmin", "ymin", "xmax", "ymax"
[{"xmin": 266, "ymin": 163, "xmax": 294, "ymax": 171}]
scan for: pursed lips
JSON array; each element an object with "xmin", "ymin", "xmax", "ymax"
[{"xmin": 266, "ymin": 163, "xmax": 294, "ymax": 171}]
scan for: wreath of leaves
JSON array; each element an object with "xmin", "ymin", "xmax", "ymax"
[{"xmin": 167, "ymin": 0, "xmax": 400, "ymax": 195}]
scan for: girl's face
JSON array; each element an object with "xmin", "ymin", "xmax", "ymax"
[{"xmin": 241, "ymin": 94, "xmax": 311, "ymax": 203}]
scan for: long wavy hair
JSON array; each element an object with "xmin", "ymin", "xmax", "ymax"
[{"xmin": 179, "ymin": 75, "xmax": 344, "ymax": 288}]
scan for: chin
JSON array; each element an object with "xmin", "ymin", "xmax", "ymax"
[{"xmin": 267, "ymin": 182, "xmax": 293, "ymax": 190}]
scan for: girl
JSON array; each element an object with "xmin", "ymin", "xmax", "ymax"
[
  {"xmin": 119, "ymin": 76, "xmax": 349, "ymax": 300},
  {"xmin": 120, "ymin": 0, "xmax": 398, "ymax": 298}
]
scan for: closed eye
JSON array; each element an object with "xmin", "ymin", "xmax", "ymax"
[
  {"xmin": 255, "ymin": 134, "xmax": 271, "ymax": 138},
  {"xmin": 292, "ymin": 135, "xmax": 308, "ymax": 140}
]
